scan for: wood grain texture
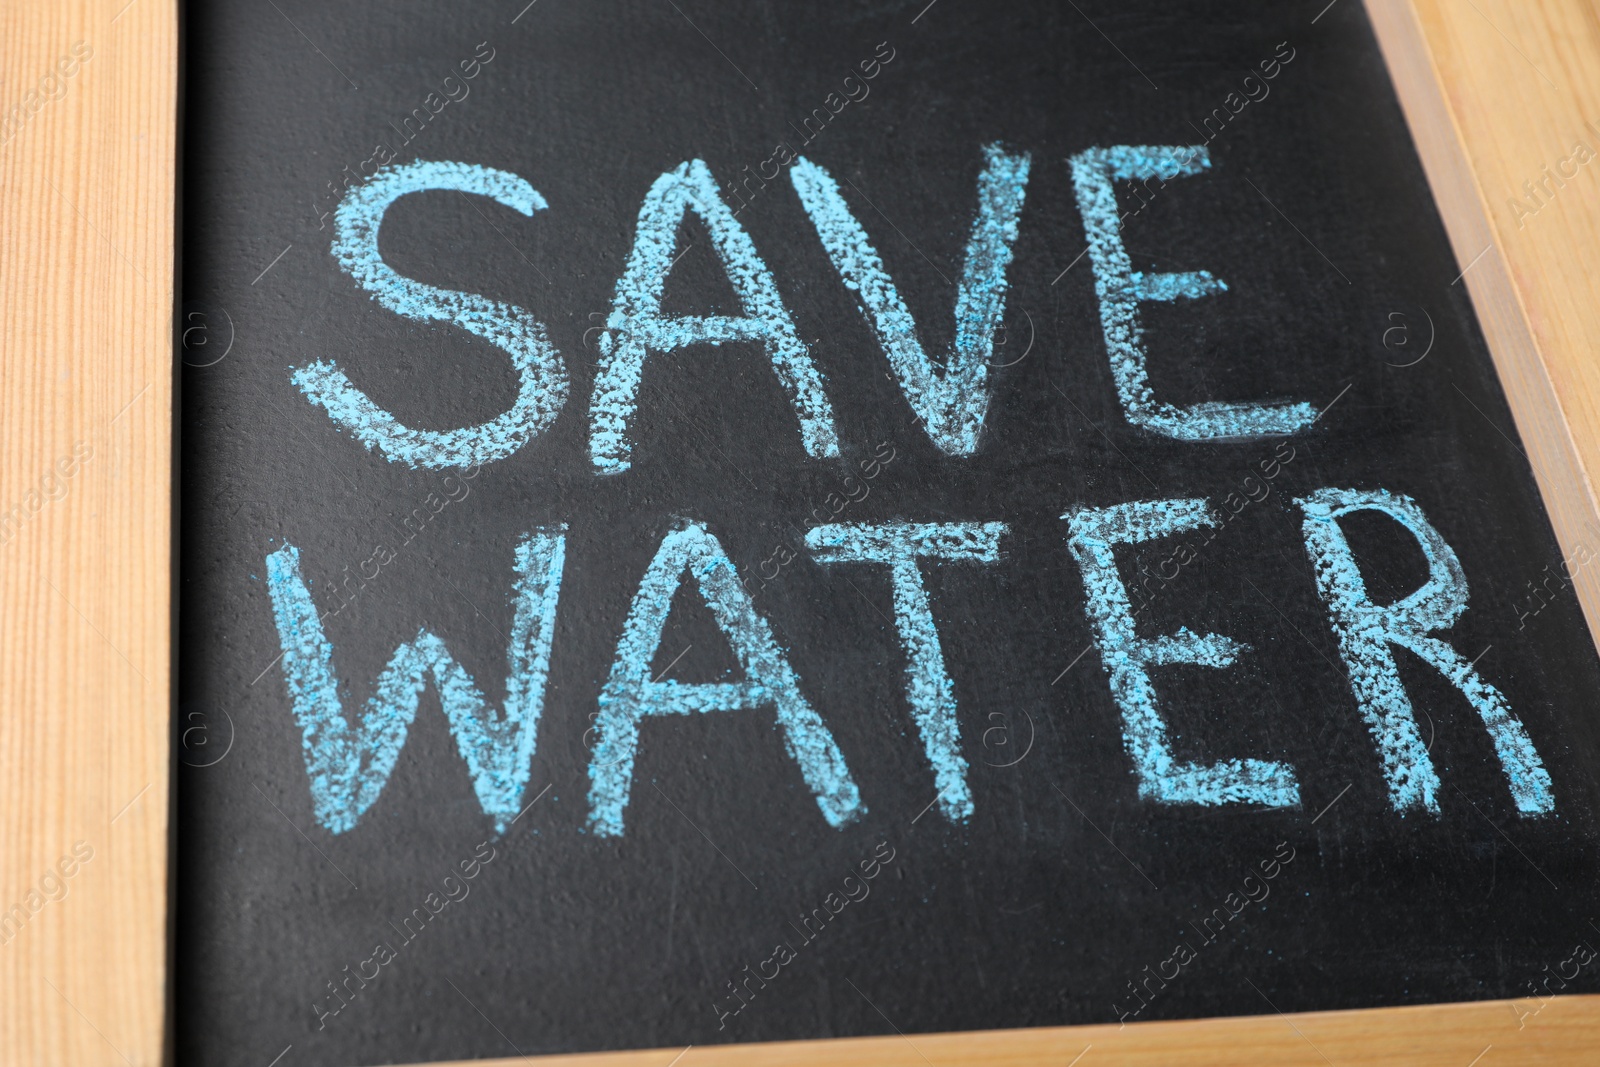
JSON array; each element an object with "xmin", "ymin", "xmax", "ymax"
[
  {"xmin": 0, "ymin": 1, "xmax": 174, "ymax": 1066},
  {"xmin": 412, "ymin": 992, "xmax": 1600, "ymax": 1067},
  {"xmin": 1372, "ymin": 0, "xmax": 1600, "ymax": 652}
]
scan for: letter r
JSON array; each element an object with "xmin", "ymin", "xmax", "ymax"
[{"xmin": 1296, "ymin": 487, "xmax": 1554, "ymax": 815}]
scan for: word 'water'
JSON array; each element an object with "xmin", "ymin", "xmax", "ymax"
[{"xmin": 266, "ymin": 495, "xmax": 1553, "ymax": 836}]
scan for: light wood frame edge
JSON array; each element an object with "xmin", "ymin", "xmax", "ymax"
[
  {"xmin": 1372, "ymin": 0, "xmax": 1600, "ymax": 645},
  {"xmin": 0, "ymin": 0, "xmax": 176, "ymax": 1066}
]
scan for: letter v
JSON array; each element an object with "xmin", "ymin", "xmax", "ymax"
[
  {"xmin": 264, "ymin": 528, "xmax": 566, "ymax": 834},
  {"xmin": 790, "ymin": 143, "xmax": 1031, "ymax": 455}
]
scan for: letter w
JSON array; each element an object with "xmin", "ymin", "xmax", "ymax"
[
  {"xmin": 790, "ymin": 143, "xmax": 1031, "ymax": 455},
  {"xmin": 264, "ymin": 529, "xmax": 565, "ymax": 834}
]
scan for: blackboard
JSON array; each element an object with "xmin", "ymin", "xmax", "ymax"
[{"xmin": 176, "ymin": 1, "xmax": 1600, "ymax": 1064}]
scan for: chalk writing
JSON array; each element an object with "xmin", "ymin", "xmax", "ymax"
[
  {"xmin": 744, "ymin": 441, "xmax": 896, "ymax": 598},
  {"xmin": 1297, "ymin": 488, "xmax": 1554, "ymax": 814},
  {"xmin": 1065, "ymin": 498, "xmax": 1300, "ymax": 807},
  {"xmin": 263, "ymin": 142, "xmax": 1567, "ymax": 836},
  {"xmin": 264, "ymin": 530, "xmax": 566, "ymax": 834},
  {"xmin": 311, "ymin": 42, "xmax": 497, "ymax": 230},
  {"xmin": 1069, "ymin": 144, "xmax": 1316, "ymax": 440},
  {"xmin": 1126, "ymin": 441, "xmax": 1295, "ymax": 617},
  {"xmin": 589, "ymin": 159, "xmax": 840, "ymax": 473},
  {"xmin": 791, "ymin": 143, "xmax": 1030, "ymax": 454},
  {"xmin": 298, "ymin": 160, "xmax": 568, "ymax": 469},
  {"xmin": 806, "ymin": 522, "xmax": 1007, "ymax": 822},
  {"xmin": 724, "ymin": 41, "xmax": 897, "ymax": 217},
  {"xmin": 587, "ymin": 521, "xmax": 862, "ymax": 836}
]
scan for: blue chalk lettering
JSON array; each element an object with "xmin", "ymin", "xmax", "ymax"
[
  {"xmin": 1067, "ymin": 145, "xmax": 1315, "ymax": 440},
  {"xmin": 589, "ymin": 160, "xmax": 840, "ymax": 474},
  {"xmin": 1296, "ymin": 487, "xmax": 1554, "ymax": 815},
  {"xmin": 1064, "ymin": 498, "xmax": 1300, "ymax": 806},
  {"xmin": 806, "ymin": 522, "xmax": 1008, "ymax": 822},
  {"xmin": 588, "ymin": 521, "xmax": 861, "ymax": 835},
  {"xmin": 790, "ymin": 145, "xmax": 1031, "ymax": 455},
  {"xmin": 264, "ymin": 529, "xmax": 566, "ymax": 833},
  {"xmin": 296, "ymin": 160, "xmax": 569, "ymax": 469}
]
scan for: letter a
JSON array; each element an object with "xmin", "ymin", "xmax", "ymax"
[
  {"xmin": 588, "ymin": 521, "xmax": 862, "ymax": 836},
  {"xmin": 589, "ymin": 160, "xmax": 840, "ymax": 473},
  {"xmin": 264, "ymin": 529, "xmax": 566, "ymax": 833},
  {"xmin": 1297, "ymin": 487, "xmax": 1554, "ymax": 814}
]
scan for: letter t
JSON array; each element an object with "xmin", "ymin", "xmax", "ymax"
[{"xmin": 806, "ymin": 521, "xmax": 1007, "ymax": 822}]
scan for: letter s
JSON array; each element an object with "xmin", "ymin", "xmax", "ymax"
[{"xmin": 294, "ymin": 161, "xmax": 568, "ymax": 469}]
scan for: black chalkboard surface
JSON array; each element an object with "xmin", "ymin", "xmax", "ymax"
[{"xmin": 176, "ymin": 1, "xmax": 1600, "ymax": 1064}]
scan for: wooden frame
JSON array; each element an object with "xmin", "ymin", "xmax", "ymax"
[
  {"xmin": 4, "ymin": 0, "xmax": 1600, "ymax": 1063},
  {"xmin": 0, "ymin": 0, "xmax": 175, "ymax": 1065}
]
